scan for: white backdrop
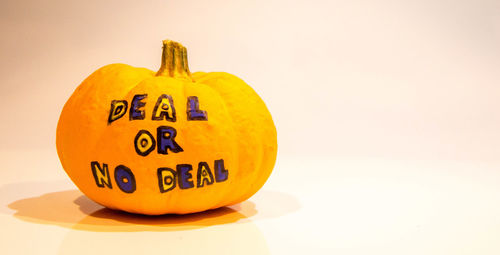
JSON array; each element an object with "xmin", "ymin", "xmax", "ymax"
[
  {"xmin": 1, "ymin": 0, "xmax": 500, "ymax": 254},
  {"xmin": 1, "ymin": 0, "xmax": 499, "ymax": 160}
]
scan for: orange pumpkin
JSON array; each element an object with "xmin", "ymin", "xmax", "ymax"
[{"xmin": 56, "ymin": 40, "xmax": 277, "ymax": 215}]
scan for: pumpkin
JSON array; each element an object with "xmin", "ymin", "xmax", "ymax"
[{"xmin": 56, "ymin": 40, "xmax": 277, "ymax": 215}]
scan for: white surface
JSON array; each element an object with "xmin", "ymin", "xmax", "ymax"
[
  {"xmin": 1, "ymin": 150, "xmax": 500, "ymax": 254},
  {"xmin": 1, "ymin": 0, "xmax": 500, "ymax": 254}
]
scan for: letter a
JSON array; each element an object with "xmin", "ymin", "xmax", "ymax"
[
  {"xmin": 152, "ymin": 94, "xmax": 176, "ymax": 122},
  {"xmin": 197, "ymin": 162, "xmax": 214, "ymax": 187}
]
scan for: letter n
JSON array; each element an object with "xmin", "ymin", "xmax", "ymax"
[{"xmin": 91, "ymin": 161, "xmax": 112, "ymax": 189}]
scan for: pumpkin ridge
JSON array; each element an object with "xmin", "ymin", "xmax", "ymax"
[
  {"xmin": 198, "ymin": 78, "xmax": 242, "ymax": 209},
  {"xmin": 190, "ymin": 74, "xmax": 254, "ymax": 204},
  {"xmin": 217, "ymin": 76, "xmax": 266, "ymax": 204},
  {"xmin": 192, "ymin": 73, "xmax": 276, "ymax": 206}
]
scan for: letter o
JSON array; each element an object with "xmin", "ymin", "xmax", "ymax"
[
  {"xmin": 134, "ymin": 130, "xmax": 156, "ymax": 156},
  {"xmin": 114, "ymin": 165, "xmax": 136, "ymax": 193}
]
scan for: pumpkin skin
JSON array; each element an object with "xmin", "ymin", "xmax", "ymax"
[{"xmin": 56, "ymin": 40, "xmax": 277, "ymax": 215}]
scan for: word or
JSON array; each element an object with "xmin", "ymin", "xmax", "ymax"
[
  {"xmin": 90, "ymin": 159, "xmax": 228, "ymax": 194},
  {"xmin": 134, "ymin": 126, "xmax": 183, "ymax": 156}
]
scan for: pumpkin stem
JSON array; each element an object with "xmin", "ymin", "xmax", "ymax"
[{"xmin": 156, "ymin": 40, "xmax": 193, "ymax": 80}]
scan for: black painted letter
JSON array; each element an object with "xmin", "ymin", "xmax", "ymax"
[
  {"xmin": 152, "ymin": 94, "xmax": 176, "ymax": 122},
  {"xmin": 130, "ymin": 94, "xmax": 147, "ymax": 120},
  {"xmin": 187, "ymin": 96, "xmax": 208, "ymax": 121},
  {"xmin": 214, "ymin": 159, "xmax": 229, "ymax": 182},
  {"xmin": 108, "ymin": 100, "xmax": 128, "ymax": 124},
  {"xmin": 157, "ymin": 126, "xmax": 183, "ymax": 154},
  {"xmin": 114, "ymin": 165, "xmax": 136, "ymax": 193}
]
